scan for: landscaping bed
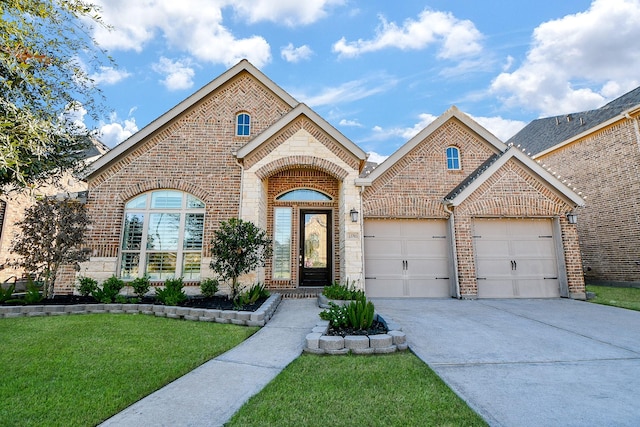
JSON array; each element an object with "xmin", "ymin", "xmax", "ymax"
[{"xmin": 0, "ymin": 293, "xmax": 282, "ymax": 327}]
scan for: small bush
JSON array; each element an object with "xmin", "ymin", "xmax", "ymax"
[
  {"xmin": 92, "ymin": 276, "xmax": 125, "ymax": 303},
  {"xmin": 130, "ymin": 276, "xmax": 151, "ymax": 298},
  {"xmin": 237, "ymin": 283, "xmax": 270, "ymax": 307},
  {"xmin": 76, "ymin": 276, "xmax": 98, "ymax": 297},
  {"xmin": 319, "ymin": 302, "xmax": 349, "ymax": 328},
  {"xmin": 23, "ymin": 280, "xmax": 43, "ymax": 304},
  {"xmin": 346, "ymin": 298, "xmax": 375, "ymax": 330},
  {"xmin": 155, "ymin": 277, "xmax": 187, "ymax": 306},
  {"xmin": 200, "ymin": 278, "xmax": 219, "ymax": 298},
  {"xmin": 0, "ymin": 284, "xmax": 15, "ymax": 303},
  {"xmin": 322, "ymin": 279, "xmax": 364, "ymax": 301}
]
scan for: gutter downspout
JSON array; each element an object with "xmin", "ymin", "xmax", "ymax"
[
  {"xmin": 443, "ymin": 202, "xmax": 461, "ymax": 299},
  {"xmin": 359, "ymin": 185, "xmax": 366, "ymax": 290}
]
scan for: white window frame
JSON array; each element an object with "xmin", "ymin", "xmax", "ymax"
[
  {"xmin": 446, "ymin": 146, "xmax": 461, "ymax": 170},
  {"xmin": 236, "ymin": 112, "xmax": 251, "ymax": 136}
]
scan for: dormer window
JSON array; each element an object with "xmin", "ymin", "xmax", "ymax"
[
  {"xmin": 446, "ymin": 146, "xmax": 460, "ymax": 170},
  {"xmin": 236, "ymin": 112, "xmax": 251, "ymax": 136}
]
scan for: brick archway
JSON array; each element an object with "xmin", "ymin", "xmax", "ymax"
[{"xmin": 255, "ymin": 156, "xmax": 350, "ymax": 180}]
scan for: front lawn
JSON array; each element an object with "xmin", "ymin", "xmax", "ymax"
[
  {"xmin": 0, "ymin": 314, "xmax": 258, "ymax": 426},
  {"xmin": 586, "ymin": 285, "xmax": 640, "ymax": 311},
  {"xmin": 227, "ymin": 352, "xmax": 487, "ymax": 426}
]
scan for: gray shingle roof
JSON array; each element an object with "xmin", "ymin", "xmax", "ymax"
[
  {"xmin": 507, "ymin": 86, "xmax": 640, "ymax": 155},
  {"xmin": 443, "ymin": 152, "xmax": 504, "ymax": 201}
]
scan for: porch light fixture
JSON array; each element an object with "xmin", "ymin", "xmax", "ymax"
[
  {"xmin": 566, "ymin": 212, "xmax": 578, "ymax": 224},
  {"xmin": 350, "ymin": 208, "xmax": 359, "ymax": 223}
]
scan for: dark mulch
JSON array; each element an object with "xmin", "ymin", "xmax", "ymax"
[
  {"xmin": 1, "ymin": 295, "xmax": 268, "ymax": 312},
  {"xmin": 324, "ymin": 319, "xmax": 388, "ymax": 337}
]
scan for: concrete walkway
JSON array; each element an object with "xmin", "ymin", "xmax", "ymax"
[
  {"xmin": 100, "ymin": 298, "xmax": 320, "ymax": 427},
  {"xmin": 372, "ymin": 298, "xmax": 640, "ymax": 427}
]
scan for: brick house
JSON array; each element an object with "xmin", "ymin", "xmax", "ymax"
[
  {"xmin": 508, "ymin": 87, "xmax": 640, "ymax": 285},
  {"xmin": 63, "ymin": 60, "xmax": 586, "ymax": 299}
]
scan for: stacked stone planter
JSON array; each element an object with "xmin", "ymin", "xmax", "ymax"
[
  {"xmin": 0, "ymin": 293, "xmax": 281, "ymax": 327},
  {"xmin": 304, "ymin": 317, "xmax": 408, "ymax": 355}
]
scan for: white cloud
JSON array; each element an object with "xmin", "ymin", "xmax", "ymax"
[
  {"xmin": 89, "ymin": 66, "xmax": 131, "ymax": 85},
  {"xmin": 339, "ymin": 118, "xmax": 363, "ymax": 127},
  {"xmin": 370, "ymin": 113, "xmax": 439, "ymax": 141},
  {"xmin": 232, "ymin": 0, "xmax": 345, "ymax": 26},
  {"xmin": 366, "ymin": 151, "xmax": 388, "ymax": 164},
  {"xmin": 469, "ymin": 115, "xmax": 527, "ymax": 142},
  {"xmin": 491, "ymin": 0, "xmax": 640, "ymax": 116},
  {"xmin": 152, "ymin": 57, "xmax": 195, "ymax": 91},
  {"xmin": 91, "ymin": 0, "xmax": 271, "ymax": 67},
  {"xmin": 333, "ymin": 9, "xmax": 483, "ymax": 59},
  {"xmin": 98, "ymin": 112, "xmax": 139, "ymax": 147},
  {"xmin": 294, "ymin": 75, "xmax": 398, "ymax": 107},
  {"xmin": 62, "ymin": 102, "xmax": 88, "ymax": 132},
  {"xmin": 281, "ymin": 43, "xmax": 314, "ymax": 63}
]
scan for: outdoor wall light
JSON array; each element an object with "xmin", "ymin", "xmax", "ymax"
[
  {"xmin": 350, "ymin": 208, "xmax": 359, "ymax": 223},
  {"xmin": 566, "ymin": 212, "xmax": 578, "ymax": 224}
]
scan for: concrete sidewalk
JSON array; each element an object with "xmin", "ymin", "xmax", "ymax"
[
  {"xmin": 100, "ymin": 298, "xmax": 320, "ymax": 427},
  {"xmin": 373, "ymin": 298, "xmax": 640, "ymax": 427}
]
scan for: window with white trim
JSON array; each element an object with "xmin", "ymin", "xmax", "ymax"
[
  {"xmin": 273, "ymin": 207, "xmax": 292, "ymax": 280},
  {"xmin": 446, "ymin": 146, "xmax": 460, "ymax": 170},
  {"xmin": 236, "ymin": 112, "xmax": 251, "ymax": 136},
  {"xmin": 120, "ymin": 190, "xmax": 205, "ymax": 280}
]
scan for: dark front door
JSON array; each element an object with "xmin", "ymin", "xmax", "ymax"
[{"xmin": 299, "ymin": 210, "xmax": 331, "ymax": 286}]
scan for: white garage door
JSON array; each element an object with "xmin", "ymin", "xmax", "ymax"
[
  {"xmin": 473, "ymin": 218, "xmax": 560, "ymax": 298},
  {"xmin": 364, "ymin": 219, "xmax": 451, "ymax": 298}
]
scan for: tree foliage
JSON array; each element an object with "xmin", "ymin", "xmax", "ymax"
[
  {"xmin": 0, "ymin": 0, "xmax": 110, "ymax": 191},
  {"xmin": 9, "ymin": 197, "xmax": 90, "ymax": 298},
  {"xmin": 210, "ymin": 218, "xmax": 272, "ymax": 302}
]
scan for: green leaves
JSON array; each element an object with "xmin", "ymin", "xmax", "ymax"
[{"xmin": 210, "ymin": 218, "xmax": 272, "ymax": 302}]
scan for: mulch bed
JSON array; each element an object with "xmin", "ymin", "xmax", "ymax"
[
  {"xmin": 1, "ymin": 295, "xmax": 268, "ymax": 312},
  {"xmin": 324, "ymin": 319, "xmax": 388, "ymax": 337}
]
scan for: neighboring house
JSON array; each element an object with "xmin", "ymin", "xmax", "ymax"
[
  {"xmin": 58, "ymin": 60, "xmax": 586, "ymax": 299},
  {"xmin": 508, "ymin": 87, "xmax": 640, "ymax": 285},
  {"xmin": 0, "ymin": 139, "xmax": 109, "ymax": 285}
]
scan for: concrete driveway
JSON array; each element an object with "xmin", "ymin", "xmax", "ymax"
[{"xmin": 372, "ymin": 298, "xmax": 640, "ymax": 427}]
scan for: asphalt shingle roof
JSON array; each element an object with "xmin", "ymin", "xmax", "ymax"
[
  {"xmin": 443, "ymin": 151, "xmax": 504, "ymax": 201},
  {"xmin": 507, "ymin": 86, "xmax": 640, "ymax": 155}
]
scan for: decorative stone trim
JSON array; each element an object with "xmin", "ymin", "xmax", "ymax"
[
  {"xmin": 0, "ymin": 294, "xmax": 282, "ymax": 327},
  {"xmin": 303, "ymin": 315, "xmax": 408, "ymax": 355}
]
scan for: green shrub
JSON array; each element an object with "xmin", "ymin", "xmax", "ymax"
[
  {"xmin": 0, "ymin": 283, "xmax": 15, "ymax": 303},
  {"xmin": 346, "ymin": 298, "xmax": 375, "ymax": 330},
  {"xmin": 237, "ymin": 283, "xmax": 270, "ymax": 307},
  {"xmin": 155, "ymin": 277, "xmax": 187, "ymax": 306},
  {"xmin": 200, "ymin": 278, "xmax": 219, "ymax": 298},
  {"xmin": 23, "ymin": 280, "xmax": 43, "ymax": 304},
  {"xmin": 322, "ymin": 279, "xmax": 364, "ymax": 301},
  {"xmin": 92, "ymin": 276, "xmax": 125, "ymax": 303},
  {"xmin": 319, "ymin": 302, "xmax": 349, "ymax": 328},
  {"xmin": 130, "ymin": 276, "xmax": 151, "ymax": 298},
  {"xmin": 76, "ymin": 276, "xmax": 98, "ymax": 297}
]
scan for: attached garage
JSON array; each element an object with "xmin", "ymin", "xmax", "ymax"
[
  {"xmin": 473, "ymin": 218, "xmax": 565, "ymax": 298},
  {"xmin": 364, "ymin": 219, "xmax": 451, "ymax": 298}
]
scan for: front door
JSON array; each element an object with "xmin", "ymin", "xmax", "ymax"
[{"xmin": 299, "ymin": 210, "xmax": 331, "ymax": 286}]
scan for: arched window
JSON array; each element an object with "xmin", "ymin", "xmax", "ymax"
[
  {"xmin": 236, "ymin": 112, "xmax": 251, "ymax": 136},
  {"xmin": 120, "ymin": 190, "xmax": 205, "ymax": 281},
  {"xmin": 276, "ymin": 189, "xmax": 332, "ymax": 201},
  {"xmin": 446, "ymin": 146, "xmax": 460, "ymax": 170}
]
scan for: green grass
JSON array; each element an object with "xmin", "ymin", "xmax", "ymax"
[
  {"xmin": 227, "ymin": 352, "xmax": 487, "ymax": 427},
  {"xmin": 0, "ymin": 314, "xmax": 258, "ymax": 427},
  {"xmin": 586, "ymin": 285, "xmax": 640, "ymax": 311}
]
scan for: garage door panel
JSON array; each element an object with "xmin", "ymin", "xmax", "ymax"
[
  {"xmin": 474, "ymin": 218, "xmax": 559, "ymax": 299},
  {"xmin": 365, "ymin": 219, "xmax": 450, "ymax": 298},
  {"xmin": 407, "ymin": 278, "xmax": 450, "ymax": 297},
  {"xmin": 477, "ymin": 279, "xmax": 516, "ymax": 298},
  {"xmin": 365, "ymin": 279, "xmax": 404, "ymax": 298}
]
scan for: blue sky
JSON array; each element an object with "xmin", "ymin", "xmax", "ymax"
[{"xmin": 82, "ymin": 0, "xmax": 640, "ymax": 163}]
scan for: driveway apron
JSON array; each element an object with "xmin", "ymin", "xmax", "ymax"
[{"xmin": 372, "ymin": 298, "xmax": 640, "ymax": 427}]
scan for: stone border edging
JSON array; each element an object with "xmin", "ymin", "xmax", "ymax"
[
  {"xmin": 0, "ymin": 293, "xmax": 282, "ymax": 327},
  {"xmin": 304, "ymin": 314, "xmax": 408, "ymax": 355}
]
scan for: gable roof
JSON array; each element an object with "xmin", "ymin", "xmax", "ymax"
[
  {"xmin": 507, "ymin": 86, "xmax": 640, "ymax": 156},
  {"xmin": 356, "ymin": 106, "xmax": 505, "ymax": 185},
  {"xmin": 443, "ymin": 146, "xmax": 585, "ymax": 207},
  {"xmin": 235, "ymin": 103, "xmax": 367, "ymax": 162},
  {"xmin": 85, "ymin": 60, "xmax": 299, "ymax": 179}
]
